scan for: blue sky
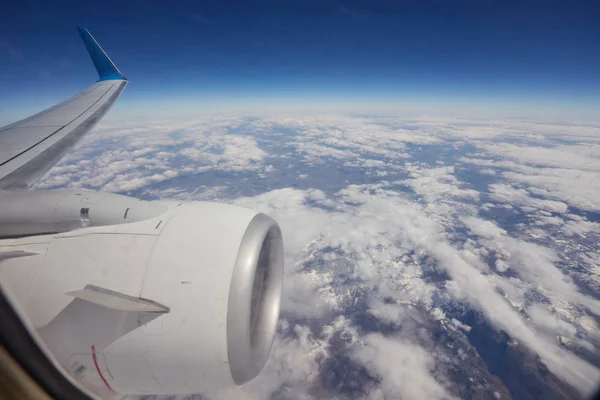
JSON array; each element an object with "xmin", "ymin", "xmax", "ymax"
[{"xmin": 1, "ymin": 0, "xmax": 599, "ymax": 122}]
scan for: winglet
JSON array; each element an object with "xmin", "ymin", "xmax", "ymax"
[{"xmin": 77, "ymin": 26, "xmax": 127, "ymax": 82}]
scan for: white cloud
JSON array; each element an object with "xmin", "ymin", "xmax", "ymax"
[
  {"xmin": 504, "ymin": 170, "xmax": 600, "ymax": 213},
  {"xmin": 562, "ymin": 219, "xmax": 600, "ymax": 236},
  {"xmin": 462, "ymin": 141, "xmax": 600, "ymax": 213},
  {"xmin": 527, "ymin": 304, "xmax": 577, "ymax": 339},
  {"xmin": 477, "ymin": 142, "xmax": 600, "ymax": 172},
  {"xmin": 479, "ymin": 168, "xmax": 497, "ymax": 176},
  {"xmin": 488, "ymin": 183, "xmax": 568, "ymax": 213},
  {"xmin": 403, "ymin": 165, "xmax": 479, "ymax": 204},
  {"xmin": 178, "ymin": 133, "xmax": 266, "ymax": 172},
  {"xmin": 34, "ymin": 116, "xmax": 267, "ymax": 193},
  {"xmin": 463, "ymin": 216, "xmax": 600, "ymax": 316},
  {"xmin": 352, "ymin": 334, "xmax": 452, "ymax": 400}
]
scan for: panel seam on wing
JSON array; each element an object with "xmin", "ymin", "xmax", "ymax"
[{"xmin": 0, "ymin": 83, "xmax": 115, "ymax": 168}]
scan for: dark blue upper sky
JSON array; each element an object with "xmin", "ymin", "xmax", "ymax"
[{"xmin": 1, "ymin": 0, "xmax": 599, "ymax": 120}]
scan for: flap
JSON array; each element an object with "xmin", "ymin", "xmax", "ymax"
[{"xmin": 66, "ymin": 285, "xmax": 169, "ymax": 313}]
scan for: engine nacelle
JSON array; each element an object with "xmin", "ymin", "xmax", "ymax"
[
  {"xmin": 0, "ymin": 189, "xmax": 166, "ymax": 238},
  {"xmin": 0, "ymin": 201, "xmax": 284, "ymax": 395}
]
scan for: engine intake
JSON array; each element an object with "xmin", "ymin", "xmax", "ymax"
[{"xmin": 228, "ymin": 213, "xmax": 283, "ymax": 385}]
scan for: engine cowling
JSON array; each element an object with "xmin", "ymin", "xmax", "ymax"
[{"xmin": 0, "ymin": 201, "xmax": 284, "ymax": 396}]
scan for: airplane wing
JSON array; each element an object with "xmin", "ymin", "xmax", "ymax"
[
  {"xmin": 0, "ymin": 27, "xmax": 128, "ymax": 190},
  {"xmin": 0, "ymin": 27, "xmax": 284, "ymax": 397}
]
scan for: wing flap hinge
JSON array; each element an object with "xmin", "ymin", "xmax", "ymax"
[
  {"xmin": 0, "ymin": 251, "xmax": 40, "ymax": 262},
  {"xmin": 66, "ymin": 284, "xmax": 169, "ymax": 313}
]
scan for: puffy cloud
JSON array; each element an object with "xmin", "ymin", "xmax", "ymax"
[
  {"xmin": 489, "ymin": 183, "xmax": 568, "ymax": 213},
  {"xmin": 461, "ymin": 142, "xmax": 600, "ymax": 213},
  {"xmin": 403, "ymin": 165, "xmax": 479, "ymax": 204},
  {"xmin": 562, "ymin": 219, "xmax": 600, "ymax": 236},
  {"xmin": 479, "ymin": 168, "xmax": 497, "ymax": 176},
  {"xmin": 178, "ymin": 135, "xmax": 266, "ymax": 172},
  {"xmin": 476, "ymin": 142, "xmax": 600, "ymax": 172},
  {"xmin": 504, "ymin": 170, "xmax": 600, "ymax": 213},
  {"xmin": 463, "ymin": 216, "xmax": 600, "ymax": 315},
  {"xmin": 527, "ymin": 304, "xmax": 578, "ymax": 339},
  {"xmin": 34, "ymin": 116, "xmax": 267, "ymax": 193},
  {"xmin": 352, "ymin": 334, "xmax": 452, "ymax": 400}
]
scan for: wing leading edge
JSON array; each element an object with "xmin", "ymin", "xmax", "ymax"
[{"xmin": 0, "ymin": 28, "xmax": 128, "ymax": 189}]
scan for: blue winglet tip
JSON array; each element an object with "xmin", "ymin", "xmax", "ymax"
[{"xmin": 77, "ymin": 26, "xmax": 127, "ymax": 82}]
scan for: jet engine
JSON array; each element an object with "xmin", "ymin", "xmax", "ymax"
[{"xmin": 0, "ymin": 200, "xmax": 284, "ymax": 396}]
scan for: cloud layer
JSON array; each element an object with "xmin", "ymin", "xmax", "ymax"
[{"xmin": 37, "ymin": 114, "xmax": 600, "ymax": 399}]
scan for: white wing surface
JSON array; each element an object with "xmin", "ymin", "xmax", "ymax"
[{"xmin": 0, "ymin": 27, "xmax": 127, "ymax": 189}]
